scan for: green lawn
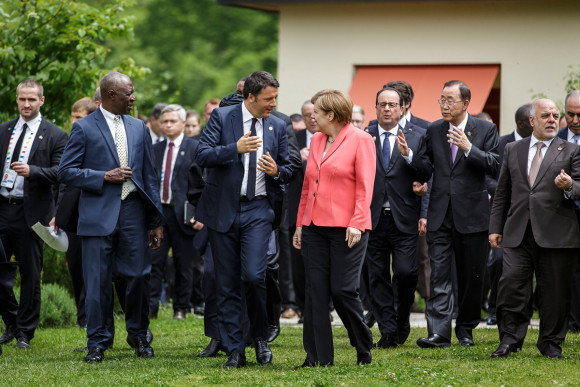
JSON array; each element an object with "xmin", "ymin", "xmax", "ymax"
[{"xmin": 1, "ymin": 307, "xmax": 580, "ymax": 386}]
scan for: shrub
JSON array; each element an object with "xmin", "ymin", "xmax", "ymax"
[{"xmin": 13, "ymin": 283, "xmax": 76, "ymax": 328}]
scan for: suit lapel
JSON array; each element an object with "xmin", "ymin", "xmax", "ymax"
[
  {"xmin": 532, "ymin": 137, "xmax": 564, "ymax": 188},
  {"xmin": 154, "ymin": 140, "xmax": 166, "ymax": 175},
  {"xmin": 518, "ymin": 137, "xmax": 531, "ymax": 186},
  {"xmin": 123, "ymin": 115, "xmax": 134, "ymax": 166},
  {"xmin": 28, "ymin": 121, "xmax": 47, "ymax": 159},
  {"xmin": 262, "ymin": 117, "xmax": 274, "ymax": 156},
  {"xmin": 451, "ymin": 117, "xmax": 475, "ymax": 169},
  {"xmin": 94, "ymin": 110, "xmax": 120, "ymax": 165},
  {"xmin": 368, "ymin": 125, "xmax": 386, "ymax": 175},
  {"xmin": 172, "ymin": 138, "xmax": 188, "ymax": 180},
  {"xmin": 320, "ymin": 123, "xmax": 350, "ymax": 165},
  {"xmin": 388, "ymin": 125, "xmax": 405, "ymax": 172},
  {"xmin": 1, "ymin": 119, "xmax": 19, "ymax": 164},
  {"xmin": 232, "ymin": 105, "xmax": 244, "ymax": 142}
]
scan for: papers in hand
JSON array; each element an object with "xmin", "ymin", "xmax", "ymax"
[{"xmin": 31, "ymin": 222, "xmax": 69, "ymax": 252}]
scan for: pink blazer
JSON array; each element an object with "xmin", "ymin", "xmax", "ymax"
[{"xmin": 296, "ymin": 123, "xmax": 376, "ymax": 231}]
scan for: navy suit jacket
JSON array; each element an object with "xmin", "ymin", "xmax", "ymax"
[
  {"xmin": 195, "ymin": 103, "xmax": 291, "ymax": 233},
  {"xmin": 558, "ymin": 127, "xmax": 570, "ymax": 141},
  {"xmin": 58, "ymin": 108, "xmax": 163, "ymax": 236},
  {"xmin": 366, "ymin": 123, "xmax": 431, "ymax": 233},
  {"xmin": 154, "ymin": 136, "xmax": 199, "ymax": 236},
  {"xmin": 425, "ymin": 115, "xmax": 499, "ymax": 233},
  {"xmin": 409, "ymin": 114, "xmax": 430, "ymax": 129},
  {"xmin": 0, "ymin": 117, "xmax": 68, "ymax": 227}
]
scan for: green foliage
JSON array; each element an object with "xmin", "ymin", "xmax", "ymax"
[
  {"xmin": 564, "ymin": 65, "xmax": 580, "ymax": 94},
  {"xmin": 41, "ymin": 245, "xmax": 73, "ymax": 296},
  {"xmin": 103, "ymin": 0, "xmax": 279, "ymax": 117},
  {"xmin": 0, "ymin": 0, "xmax": 148, "ymax": 129},
  {"xmin": 13, "ymin": 283, "xmax": 76, "ymax": 328}
]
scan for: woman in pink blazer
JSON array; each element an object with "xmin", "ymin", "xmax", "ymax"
[{"xmin": 293, "ymin": 90, "xmax": 376, "ymax": 367}]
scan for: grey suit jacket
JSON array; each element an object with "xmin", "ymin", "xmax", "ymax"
[{"xmin": 489, "ymin": 136, "xmax": 580, "ymax": 248}]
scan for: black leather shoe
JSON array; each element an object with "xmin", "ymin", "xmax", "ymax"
[
  {"xmin": 254, "ymin": 340, "xmax": 273, "ymax": 365},
  {"xmin": 0, "ymin": 327, "xmax": 16, "ymax": 345},
  {"xmin": 297, "ymin": 316, "xmax": 304, "ymax": 324},
  {"xmin": 223, "ymin": 350, "xmax": 246, "ymax": 369},
  {"xmin": 416, "ymin": 334, "xmax": 451, "ymax": 348},
  {"xmin": 294, "ymin": 359, "xmax": 317, "ymax": 370},
  {"xmin": 127, "ymin": 336, "xmax": 154, "ymax": 358},
  {"xmin": 491, "ymin": 343, "xmax": 511, "ymax": 358},
  {"xmin": 363, "ymin": 312, "xmax": 376, "ymax": 328},
  {"xmin": 357, "ymin": 352, "xmax": 372, "ymax": 365},
  {"xmin": 375, "ymin": 334, "xmax": 399, "ymax": 349},
  {"xmin": 397, "ymin": 321, "xmax": 411, "ymax": 345},
  {"xmin": 486, "ymin": 314, "xmax": 497, "ymax": 325},
  {"xmin": 84, "ymin": 347, "xmax": 104, "ymax": 363},
  {"xmin": 267, "ymin": 325, "xmax": 280, "ymax": 343},
  {"xmin": 198, "ymin": 338, "xmax": 224, "ymax": 357},
  {"xmin": 16, "ymin": 336, "xmax": 31, "ymax": 349},
  {"xmin": 127, "ymin": 328, "xmax": 153, "ymax": 348},
  {"xmin": 543, "ymin": 351, "xmax": 562, "ymax": 359},
  {"xmin": 193, "ymin": 303, "xmax": 205, "ymax": 316},
  {"xmin": 458, "ymin": 337, "xmax": 475, "ymax": 346}
]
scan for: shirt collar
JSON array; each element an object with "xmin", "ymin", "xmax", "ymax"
[
  {"xmin": 17, "ymin": 113, "xmax": 42, "ymax": 130},
  {"xmin": 378, "ymin": 123, "xmax": 400, "ymax": 137},
  {"xmin": 167, "ymin": 132, "xmax": 184, "ymax": 148},
  {"xmin": 405, "ymin": 111, "xmax": 412, "ymax": 121},
  {"xmin": 241, "ymin": 101, "xmax": 263, "ymax": 126},
  {"xmin": 449, "ymin": 113, "xmax": 469, "ymax": 131},
  {"xmin": 567, "ymin": 128, "xmax": 579, "ymax": 142},
  {"xmin": 530, "ymin": 134, "xmax": 554, "ymax": 149},
  {"xmin": 513, "ymin": 129, "xmax": 523, "ymax": 141},
  {"xmin": 398, "ymin": 116, "xmax": 407, "ymax": 129},
  {"xmin": 100, "ymin": 105, "xmax": 117, "ymax": 121}
]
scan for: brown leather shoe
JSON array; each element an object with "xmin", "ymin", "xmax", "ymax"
[
  {"xmin": 281, "ymin": 309, "xmax": 296, "ymax": 319},
  {"xmin": 174, "ymin": 310, "xmax": 186, "ymax": 320}
]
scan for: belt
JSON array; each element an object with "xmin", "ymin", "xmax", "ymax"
[
  {"xmin": 0, "ymin": 196, "xmax": 24, "ymax": 205},
  {"xmin": 123, "ymin": 191, "xmax": 140, "ymax": 201},
  {"xmin": 240, "ymin": 194, "xmax": 267, "ymax": 202},
  {"xmin": 381, "ymin": 207, "xmax": 391, "ymax": 216}
]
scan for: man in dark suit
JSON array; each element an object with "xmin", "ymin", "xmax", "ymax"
[
  {"xmin": 195, "ymin": 71, "xmax": 291, "ymax": 368},
  {"xmin": 58, "ymin": 72, "xmax": 163, "ymax": 363},
  {"xmin": 557, "ymin": 90, "xmax": 580, "ymax": 333},
  {"xmin": 489, "ymin": 98, "xmax": 580, "ymax": 359},
  {"xmin": 150, "ymin": 104, "xmax": 199, "ymax": 320},
  {"xmin": 365, "ymin": 87, "xmax": 431, "ymax": 348},
  {"xmin": 485, "ymin": 103, "xmax": 533, "ymax": 325},
  {"xmin": 417, "ymin": 80, "xmax": 499, "ymax": 348},
  {"xmin": 0, "ymin": 79, "xmax": 68, "ymax": 349}
]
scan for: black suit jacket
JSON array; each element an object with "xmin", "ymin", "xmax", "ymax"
[
  {"xmin": 487, "ymin": 130, "xmax": 517, "ymax": 197},
  {"xmin": 0, "ymin": 117, "xmax": 68, "ymax": 227},
  {"xmin": 410, "ymin": 114, "xmax": 430, "ymax": 130},
  {"xmin": 490, "ymin": 136, "xmax": 580, "ymax": 248},
  {"xmin": 425, "ymin": 115, "xmax": 499, "ymax": 233},
  {"xmin": 154, "ymin": 136, "xmax": 199, "ymax": 236},
  {"xmin": 367, "ymin": 123, "xmax": 431, "ymax": 233}
]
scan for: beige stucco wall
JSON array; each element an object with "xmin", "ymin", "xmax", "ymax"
[{"xmin": 276, "ymin": 0, "xmax": 580, "ymax": 133}]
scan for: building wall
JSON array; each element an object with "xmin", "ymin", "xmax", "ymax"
[{"xmin": 276, "ymin": 0, "xmax": 580, "ymax": 133}]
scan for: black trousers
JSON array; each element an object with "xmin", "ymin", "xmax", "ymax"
[
  {"xmin": 150, "ymin": 205, "xmax": 195, "ymax": 314},
  {"xmin": 0, "ymin": 202, "xmax": 43, "ymax": 340},
  {"xmin": 497, "ymin": 223, "xmax": 577, "ymax": 355},
  {"xmin": 426, "ymin": 205, "xmax": 487, "ymax": 340},
  {"xmin": 289, "ymin": 225, "xmax": 306, "ymax": 313},
  {"xmin": 568, "ymin": 209, "xmax": 580, "ymax": 332},
  {"xmin": 278, "ymin": 226, "xmax": 297, "ymax": 311},
  {"xmin": 301, "ymin": 224, "xmax": 372, "ymax": 365},
  {"xmin": 66, "ymin": 233, "xmax": 86, "ymax": 326},
  {"xmin": 366, "ymin": 210, "xmax": 418, "ymax": 339},
  {"xmin": 266, "ymin": 230, "xmax": 281, "ymax": 328}
]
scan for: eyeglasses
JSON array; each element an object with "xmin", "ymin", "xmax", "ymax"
[
  {"xmin": 377, "ymin": 102, "xmax": 399, "ymax": 110},
  {"xmin": 438, "ymin": 99, "xmax": 464, "ymax": 107},
  {"xmin": 303, "ymin": 113, "xmax": 313, "ymax": 118}
]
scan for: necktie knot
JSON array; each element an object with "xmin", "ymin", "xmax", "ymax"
[
  {"xmin": 168, "ymin": 141, "xmax": 174, "ymax": 148},
  {"xmin": 573, "ymin": 135, "xmax": 580, "ymax": 145},
  {"xmin": 536, "ymin": 142, "xmax": 544, "ymax": 151}
]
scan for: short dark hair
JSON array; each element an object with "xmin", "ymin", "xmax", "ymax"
[
  {"xmin": 515, "ymin": 103, "xmax": 532, "ymax": 123},
  {"xmin": 384, "ymin": 81, "xmax": 410, "ymax": 106},
  {"xmin": 243, "ymin": 71, "xmax": 279, "ymax": 100},
  {"xmin": 290, "ymin": 113, "xmax": 303, "ymax": 123},
  {"xmin": 150, "ymin": 103, "xmax": 168, "ymax": 119},
  {"xmin": 443, "ymin": 80, "xmax": 471, "ymax": 101},
  {"xmin": 565, "ymin": 90, "xmax": 580, "ymax": 107},
  {"xmin": 17, "ymin": 79, "xmax": 43, "ymax": 98},
  {"xmin": 375, "ymin": 87, "xmax": 402, "ymax": 106}
]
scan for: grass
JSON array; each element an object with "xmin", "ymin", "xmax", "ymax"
[{"xmin": 1, "ymin": 306, "xmax": 580, "ymax": 386}]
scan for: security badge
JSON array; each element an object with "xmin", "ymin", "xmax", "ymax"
[{"xmin": 1, "ymin": 169, "xmax": 17, "ymax": 189}]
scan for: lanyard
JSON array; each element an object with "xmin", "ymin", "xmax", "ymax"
[{"xmin": 5, "ymin": 125, "xmax": 35, "ymax": 166}]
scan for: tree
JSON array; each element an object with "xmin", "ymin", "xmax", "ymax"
[
  {"xmin": 103, "ymin": 0, "xmax": 278, "ymax": 118},
  {"xmin": 0, "ymin": 0, "xmax": 147, "ymax": 128}
]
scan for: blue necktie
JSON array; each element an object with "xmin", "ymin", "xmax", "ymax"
[
  {"xmin": 573, "ymin": 134, "xmax": 580, "ymax": 145},
  {"xmin": 246, "ymin": 118, "xmax": 258, "ymax": 200},
  {"xmin": 382, "ymin": 132, "xmax": 391, "ymax": 170}
]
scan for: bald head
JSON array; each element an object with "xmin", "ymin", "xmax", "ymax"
[
  {"xmin": 565, "ymin": 90, "xmax": 580, "ymax": 134},
  {"xmin": 99, "ymin": 72, "xmax": 135, "ymax": 115},
  {"xmin": 530, "ymin": 98, "xmax": 559, "ymax": 141}
]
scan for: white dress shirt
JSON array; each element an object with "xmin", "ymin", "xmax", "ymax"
[
  {"xmin": 448, "ymin": 113, "xmax": 471, "ymax": 157},
  {"xmin": 528, "ymin": 135, "xmax": 553, "ymax": 174},
  {"xmin": 241, "ymin": 102, "xmax": 266, "ymax": 197},
  {"xmin": 160, "ymin": 133, "xmax": 184, "ymax": 204}
]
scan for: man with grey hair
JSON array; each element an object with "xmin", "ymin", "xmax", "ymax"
[
  {"xmin": 490, "ymin": 98, "xmax": 580, "ymax": 359},
  {"xmin": 149, "ymin": 104, "xmax": 200, "ymax": 321},
  {"xmin": 0, "ymin": 79, "xmax": 68, "ymax": 349},
  {"xmin": 149, "ymin": 103, "xmax": 167, "ymax": 144},
  {"xmin": 351, "ymin": 105, "xmax": 366, "ymax": 129}
]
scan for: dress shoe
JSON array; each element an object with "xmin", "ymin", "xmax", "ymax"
[
  {"xmin": 127, "ymin": 328, "xmax": 153, "ymax": 348},
  {"xmin": 416, "ymin": 334, "xmax": 451, "ymax": 348},
  {"xmin": 486, "ymin": 314, "xmax": 497, "ymax": 325},
  {"xmin": 281, "ymin": 308, "xmax": 296, "ymax": 319},
  {"xmin": 127, "ymin": 336, "xmax": 154, "ymax": 358},
  {"xmin": 293, "ymin": 359, "xmax": 317, "ymax": 370},
  {"xmin": 357, "ymin": 352, "xmax": 372, "ymax": 365},
  {"xmin": 223, "ymin": 350, "xmax": 246, "ymax": 369},
  {"xmin": 16, "ymin": 336, "xmax": 31, "ymax": 349},
  {"xmin": 84, "ymin": 347, "xmax": 104, "ymax": 363},
  {"xmin": 297, "ymin": 316, "xmax": 304, "ymax": 324},
  {"xmin": 375, "ymin": 334, "xmax": 399, "ymax": 349},
  {"xmin": 363, "ymin": 311, "xmax": 375, "ymax": 328},
  {"xmin": 543, "ymin": 351, "xmax": 562, "ymax": 359},
  {"xmin": 267, "ymin": 325, "xmax": 280, "ymax": 343},
  {"xmin": 458, "ymin": 337, "xmax": 475, "ymax": 346},
  {"xmin": 397, "ymin": 321, "xmax": 411, "ymax": 344},
  {"xmin": 198, "ymin": 338, "xmax": 224, "ymax": 357},
  {"xmin": 193, "ymin": 303, "xmax": 205, "ymax": 316},
  {"xmin": 0, "ymin": 327, "xmax": 16, "ymax": 345},
  {"xmin": 254, "ymin": 340, "xmax": 273, "ymax": 365},
  {"xmin": 173, "ymin": 310, "xmax": 186, "ymax": 320},
  {"xmin": 491, "ymin": 343, "xmax": 511, "ymax": 358}
]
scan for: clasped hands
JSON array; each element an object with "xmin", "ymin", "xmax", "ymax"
[{"xmin": 237, "ymin": 132, "xmax": 279, "ymax": 176}]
